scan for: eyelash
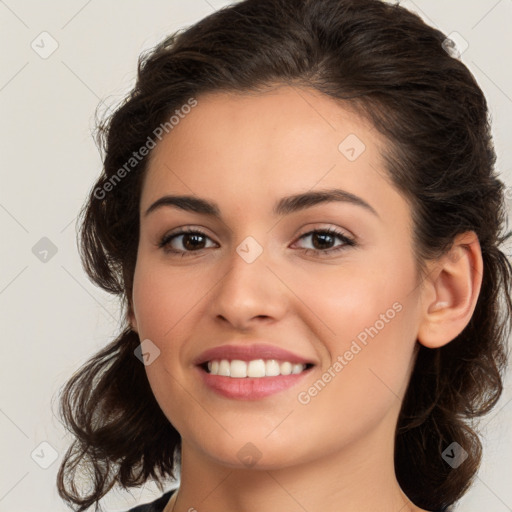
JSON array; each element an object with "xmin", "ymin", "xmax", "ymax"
[{"xmin": 157, "ymin": 227, "xmax": 356, "ymax": 258}]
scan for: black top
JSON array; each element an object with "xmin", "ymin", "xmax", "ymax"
[{"xmin": 124, "ymin": 489, "xmax": 450, "ymax": 512}]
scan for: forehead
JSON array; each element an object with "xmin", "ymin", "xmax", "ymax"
[
  {"xmin": 151, "ymin": 85, "xmax": 382, "ymax": 158},
  {"xmin": 141, "ymin": 85, "xmax": 399, "ymax": 219}
]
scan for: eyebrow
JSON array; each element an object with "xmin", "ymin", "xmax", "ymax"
[{"xmin": 144, "ymin": 188, "xmax": 379, "ymax": 219}]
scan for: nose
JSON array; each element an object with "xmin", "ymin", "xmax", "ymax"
[{"xmin": 208, "ymin": 243, "xmax": 288, "ymax": 330}]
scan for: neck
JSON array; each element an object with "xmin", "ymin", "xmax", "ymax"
[{"xmin": 166, "ymin": 421, "xmax": 425, "ymax": 512}]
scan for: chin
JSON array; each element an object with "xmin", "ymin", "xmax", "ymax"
[{"xmin": 188, "ymin": 432, "xmax": 309, "ymax": 471}]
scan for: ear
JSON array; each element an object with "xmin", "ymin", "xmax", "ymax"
[{"xmin": 417, "ymin": 231, "xmax": 483, "ymax": 349}]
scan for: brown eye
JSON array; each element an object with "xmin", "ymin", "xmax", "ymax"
[
  {"xmin": 158, "ymin": 229, "xmax": 216, "ymax": 254},
  {"xmin": 294, "ymin": 228, "xmax": 356, "ymax": 257}
]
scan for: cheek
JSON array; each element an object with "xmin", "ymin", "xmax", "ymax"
[
  {"xmin": 292, "ymin": 252, "xmax": 420, "ymax": 394},
  {"xmin": 131, "ymin": 262, "xmax": 201, "ymax": 429},
  {"xmin": 293, "ymin": 256, "xmax": 415, "ymax": 343},
  {"xmin": 288, "ymin": 273, "xmax": 419, "ymax": 451},
  {"xmin": 131, "ymin": 261, "xmax": 202, "ymax": 341}
]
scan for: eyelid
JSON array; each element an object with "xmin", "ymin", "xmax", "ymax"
[
  {"xmin": 295, "ymin": 224, "xmax": 355, "ymax": 241},
  {"xmin": 160, "ymin": 223, "xmax": 354, "ymax": 241}
]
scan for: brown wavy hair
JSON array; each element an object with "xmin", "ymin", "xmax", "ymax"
[{"xmin": 55, "ymin": 0, "xmax": 512, "ymax": 510}]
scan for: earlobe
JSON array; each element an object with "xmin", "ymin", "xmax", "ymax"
[{"xmin": 417, "ymin": 231, "xmax": 483, "ymax": 349}]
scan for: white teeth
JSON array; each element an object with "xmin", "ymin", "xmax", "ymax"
[
  {"xmin": 218, "ymin": 360, "xmax": 231, "ymax": 376},
  {"xmin": 205, "ymin": 359, "xmax": 308, "ymax": 378},
  {"xmin": 292, "ymin": 363, "xmax": 303, "ymax": 374},
  {"xmin": 265, "ymin": 359, "xmax": 280, "ymax": 376},
  {"xmin": 280, "ymin": 361, "xmax": 292, "ymax": 375},
  {"xmin": 230, "ymin": 360, "xmax": 247, "ymax": 378},
  {"xmin": 247, "ymin": 359, "xmax": 266, "ymax": 378}
]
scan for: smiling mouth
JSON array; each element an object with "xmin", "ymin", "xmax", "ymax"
[{"xmin": 200, "ymin": 359, "xmax": 315, "ymax": 378}]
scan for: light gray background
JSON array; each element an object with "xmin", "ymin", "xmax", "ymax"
[{"xmin": 1, "ymin": 1, "xmax": 511, "ymax": 511}]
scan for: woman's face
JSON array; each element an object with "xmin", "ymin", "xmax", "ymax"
[{"xmin": 130, "ymin": 85, "xmax": 426, "ymax": 470}]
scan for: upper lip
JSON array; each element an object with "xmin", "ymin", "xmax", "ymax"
[{"xmin": 193, "ymin": 344, "xmax": 316, "ymax": 366}]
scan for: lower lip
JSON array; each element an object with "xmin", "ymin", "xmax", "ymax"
[{"xmin": 197, "ymin": 366, "xmax": 313, "ymax": 400}]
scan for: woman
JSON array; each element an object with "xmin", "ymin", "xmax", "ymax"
[{"xmin": 56, "ymin": 0, "xmax": 512, "ymax": 511}]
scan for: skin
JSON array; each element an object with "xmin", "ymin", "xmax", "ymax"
[{"xmin": 128, "ymin": 84, "xmax": 483, "ymax": 512}]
